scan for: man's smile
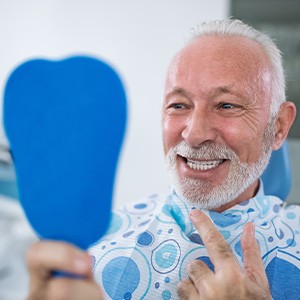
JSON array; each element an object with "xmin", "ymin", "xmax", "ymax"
[
  {"xmin": 186, "ymin": 158, "xmax": 224, "ymax": 171},
  {"xmin": 178, "ymin": 155, "xmax": 226, "ymax": 172}
]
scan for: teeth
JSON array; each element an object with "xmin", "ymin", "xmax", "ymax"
[{"xmin": 186, "ymin": 159, "xmax": 223, "ymax": 171}]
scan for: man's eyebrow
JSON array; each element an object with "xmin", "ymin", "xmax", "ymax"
[
  {"xmin": 211, "ymin": 86, "xmax": 235, "ymax": 96},
  {"xmin": 165, "ymin": 85, "xmax": 244, "ymax": 100},
  {"xmin": 165, "ymin": 87, "xmax": 194, "ymax": 100},
  {"xmin": 210, "ymin": 85, "xmax": 248, "ymax": 101}
]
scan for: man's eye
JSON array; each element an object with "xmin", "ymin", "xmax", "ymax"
[
  {"xmin": 170, "ymin": 103, "xmax": 186, "ymax": 109},
  {"xmin": 219, "ymin": 103, "xmax": 235, "ymax": 109}
]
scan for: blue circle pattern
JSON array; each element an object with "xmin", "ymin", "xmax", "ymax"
[
  {"xmin": 134, "ymin": 203, "xmax": 147, "ymax": 209},
  {"xmin": 162, "ymin": 290, "xmax": 172, "ymax": 300},
  {"xmin": 102, "ymin": 256, "xmax": 140, "ymax": 300},
  {"xmin": 89, "ymin": 193, "xmax": 300, "ymax": 299},
  {"xmin": 137, "ymin": 231, "xmax": 154, "ymax": 247},
  {"xmin": 124, "ymin": 292, "xmax": 132, "ymax": 300},
  {"xmin": 287, "ymin": 212, "xmax": 296, "ymax": 219},
  {"xmin": 151, "ymin": 240, "xmax": 181, "ymax": 274}
]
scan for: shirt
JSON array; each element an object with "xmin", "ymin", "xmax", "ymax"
[{"xmin": 89, "ymin": 189, "xmax": 300, "ymax": 300}]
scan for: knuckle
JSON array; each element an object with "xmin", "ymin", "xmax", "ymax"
[
  {"xmin": 203, "ymin": 227, "xmax": 221, "ymax": 245},
  {"xmin": 187, "ymin": 260, "xmax": 203, "ymax": 276},
  {"xmin": 56, "ymin": 246, "xmax": 73, "ymax": 264},
  {"xmin": 55, "ymin": 244, "xmax": 70, "ymax": 258},
  {"xmin": 55, "ymin": 243, "xmax": 85, "ymax": 267},
  {"xmin": 217, "ymin": 244, "xmax": 233, "ymax": 259},
  {"xmin": 52, "ymin": 243, "xmax": 80, "ymax": 269},
  {"xmin": 26, "ymin": 241, "xmax": 80, "ymax": 277},
  {"xmin": 177, "ymin": 279, "xmax": 191, "ymax": 297},
  {"xmin": 204, "ymin": 229, "xmax": 232, "ymax": 259},
  {"xmin": 244, "ymin": 264, "xmax": 255, "ymax": 275}
]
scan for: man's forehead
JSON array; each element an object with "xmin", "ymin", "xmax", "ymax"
[
  {"xmin": 164, "ymin": 35, "xmax": 270, "ymax": 92},
  {"xmin": 172, "ymin": 35, "xmax": 267, "ymax": 69}
]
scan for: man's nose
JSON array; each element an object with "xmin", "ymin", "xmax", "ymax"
[{"xmin": 181, "ymin": 110, "xmax": 217, "ymax": 147}]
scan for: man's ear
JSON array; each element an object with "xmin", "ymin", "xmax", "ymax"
[{"xmin": 272, "ymin": 101, "xmax": 297, "ymax": 150}]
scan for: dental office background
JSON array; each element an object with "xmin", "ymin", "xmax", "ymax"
[{"xmin": 0, "ymin": 1, "xmax": 299, "ymax": 299}]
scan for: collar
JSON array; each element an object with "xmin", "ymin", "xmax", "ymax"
[
  {"xmin": 166, "ymin": 182, "xmax": 280, "ymax": 237},
  {"xmin": 256, "ymin": 178, "xmax": 265, "ymax": 197}
]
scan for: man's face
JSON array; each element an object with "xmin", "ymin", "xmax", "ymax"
[{"xmin": 162, "ymin": 35, "xmax": 275, "ymax": 210}]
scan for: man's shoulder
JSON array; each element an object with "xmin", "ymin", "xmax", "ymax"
[
  {"xmin": 279, "ymin": 201, "xmax": 300, "ymax": 223},
  {"xmin": 259, "ymin": 194, "xmax": 300, "ymax": 222}
]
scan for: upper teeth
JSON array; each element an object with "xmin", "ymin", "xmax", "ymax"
[{"xmin": 186, "ymin": 159, "xmax": 223, "ymax": 171}]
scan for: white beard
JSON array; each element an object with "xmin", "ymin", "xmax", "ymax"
[{"xmin": 165, "ymin": 125, "xmax": 274, "ymax": 210}]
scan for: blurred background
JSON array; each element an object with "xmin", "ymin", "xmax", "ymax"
[{"xmin": 0, "ymin": 1, "xmax": 299, "ymax": 299}]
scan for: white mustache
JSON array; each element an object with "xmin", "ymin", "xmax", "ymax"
[{"xmin": 172, "ymin": 141, "xmax": 238, "ymax": 161}]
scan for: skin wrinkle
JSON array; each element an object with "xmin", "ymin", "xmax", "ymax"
[
  {"xmin": 187, "ymin": 31, "xmax": 281, "ymax": 119},
  {"xmin": 227, "ymin": 69, "xmax": 272, "ymax": 141},
  {"xmin": 163, "ymin": 35, "xmax": 276, "ymax": 211},
  {"xmin": 165, "ymin": 76, "xmax": 270, "ymax": 137},
  {"xmin": 188, "ymin": 261, "xmax": 207, "ymax": 279},
  {"xmin": 177, "ymin": 279, "xmax": 197, "ymax": 300},
  {"xmin": 166, "ymin": 36, "xmax": 272, "ymax": 113},
  {"xmin": 201, "ymin": 229, "xmax": 233, "ymax": 262}
]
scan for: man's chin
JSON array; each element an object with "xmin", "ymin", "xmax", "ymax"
[{"xmin": 172, "ymin": 181, "xmax": 235, "ymax": 210}]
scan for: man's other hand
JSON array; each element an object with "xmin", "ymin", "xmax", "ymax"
[
  {"xmin": 26, "ymin": 241, "xmax": 103, "ymax": 300},
  {"xmin": 177, "ymin": 210, "xmax": 271, "ymax": 300}
]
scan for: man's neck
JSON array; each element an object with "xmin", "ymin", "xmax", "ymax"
[{"xmin": 214, "ymin": 179, "xmax": 260, "ymax": 213}]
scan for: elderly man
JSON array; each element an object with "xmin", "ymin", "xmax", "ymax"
[{"xmin": 27, "ymin": 19, "xmax": 298, "ymax": 300}]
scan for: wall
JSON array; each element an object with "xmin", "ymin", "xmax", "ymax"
[
  {"xmin": 0, "ymin": 1, "xmax": 229, "ymax": 208},
  {"xmin": 231, "ymin": 0, "xmax": 300, "ymax": 203}
]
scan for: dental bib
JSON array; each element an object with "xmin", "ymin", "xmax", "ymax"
[
  {"xmin": 3, "ymin": 56, "xmax": 127, "ymax": 250},
  {"xmin": 90, "ymin": 191, "xmax": 300, "ymax": 300}
]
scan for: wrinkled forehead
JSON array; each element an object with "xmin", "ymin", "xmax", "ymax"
[{"xmin": 164, "ymin": 35, "xmax": 272, "ymax": 95}]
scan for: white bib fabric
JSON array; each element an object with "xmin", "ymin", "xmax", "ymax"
[{"xmin": 89, "ymin": 191, "xmax": 300, "ymax": 300}]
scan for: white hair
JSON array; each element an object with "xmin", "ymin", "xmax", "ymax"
[{"xmin": 190, "ymin": 19, "xmax": 286, "ymax": 120}]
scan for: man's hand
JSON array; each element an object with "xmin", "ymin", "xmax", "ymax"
[
  {"xmin": 26, "ymin": 241, "xmax": 104, "ymax": 300},
  {"xmin": 177, "ymin": 210, "xmax": 271, "ymax": 300}
]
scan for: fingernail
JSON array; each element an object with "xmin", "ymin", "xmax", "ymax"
[{"xmin": 190, "ymin": 209, "xmax": 201, "ymax": 218}]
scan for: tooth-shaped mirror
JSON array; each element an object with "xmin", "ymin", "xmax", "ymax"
[{"xmin": 3, "ymin": 56, "xmax": 127, "ymax": 249}]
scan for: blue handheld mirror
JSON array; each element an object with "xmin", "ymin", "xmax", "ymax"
[{"xmin": 3, "ymin": 56, "xmax": 127, "ymax": 250}]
